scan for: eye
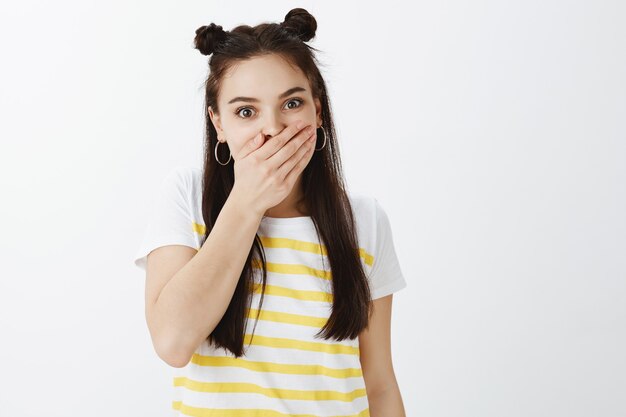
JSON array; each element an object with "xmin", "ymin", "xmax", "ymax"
[
  {"xmin": 234, "ymin": 98, "xmax": 304, "ymax": 119},
  {"xmin": 235, "ymin": 107, "xmax": 255, "ymax": 119},
  {"xmin": 285, "ymin": 98, "xmax": 304, "ymax": 110}
]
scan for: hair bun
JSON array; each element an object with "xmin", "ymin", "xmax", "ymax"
[
  {"xmin": 280, "ymin": 8, "xmax": 317, "ymax": 42},
  {"xmin": 194, "ymin": 23, "xmax": 228, "ymax": 56}
]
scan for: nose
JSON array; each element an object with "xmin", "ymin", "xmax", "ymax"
[{"xmin": 261, "ymin": 112, "xmax": 288, "ymax": 140}]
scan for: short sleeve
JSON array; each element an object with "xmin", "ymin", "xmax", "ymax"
[
  {"xmin": 133, "ymin": 167, "xmax": 199, "ymax": 272},
  {"xmin": 368, "ymin": 198, "xmax": 407, "ymax": 300}
]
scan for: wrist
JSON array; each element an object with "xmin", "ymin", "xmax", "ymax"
[{"xmin": 228, "ymin": 187, "xmax": 265, "ymax": 221}]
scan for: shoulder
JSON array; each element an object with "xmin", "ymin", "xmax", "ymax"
[
  {"xmin": 347, "ymin": 192, "xmax": 400, "ymax": 262},
  {"xmin": 346, "ymin": 192, "xmax": 378, "ymax": 262},
  {"xmin": 349, "ymin": 193, "xmax": 395, "ymax": 231},
  {"xmin": 160, "ymin": 166, "xmax": 203, "ymax": 197},
  {"xmin": 162, "ymin": 165, "xmax": 201, "ymax": 189},
  {"xmin": 160, "ymin": 166, "xmax": 204, "ymax": 220},
  {"xmin": 347, "ymin": 191, "xmax": 376, "ymax": 218},
  {"xmin": 347, "ymin": 191, "xmax": 378, "ymax": 233}
]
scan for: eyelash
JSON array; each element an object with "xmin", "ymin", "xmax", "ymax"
[{"xmin": 234, "ymin": 98, "xmax": 304, "ymax": 119}]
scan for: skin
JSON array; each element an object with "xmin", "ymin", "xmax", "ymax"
[
  {"xmin": 359, "ymin": 294, "xmax": 407, "ymax": 416},
  {"xmin": 209, "ymin": 54, "xmax": 405, "ymax": 414},
  {"xmin": 208, "ymin": 54, "xmax": 322, "ymax": 218}
]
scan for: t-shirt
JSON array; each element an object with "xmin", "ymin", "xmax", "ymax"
[{"xmin": 133, "ymin": 166, "xmax": 407, "ymax": 416}]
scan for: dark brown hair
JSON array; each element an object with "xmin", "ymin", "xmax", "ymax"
[{"xmin": 193, "ymin": 8, "xmax": 372, "ymax": 357}]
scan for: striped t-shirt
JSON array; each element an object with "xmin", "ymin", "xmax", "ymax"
[{"xmin": 134, "ymin": 166, "xmax": 407, "ymax": 417}]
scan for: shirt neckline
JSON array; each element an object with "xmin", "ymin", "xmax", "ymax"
[{"xmin": 260, "ymin": 215, "xmax": 314, "ymax": 227}]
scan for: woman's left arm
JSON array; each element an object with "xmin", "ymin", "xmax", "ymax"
[{"xmin": 358, "ymin": 294, "xmax": 407, "ymax": 417}]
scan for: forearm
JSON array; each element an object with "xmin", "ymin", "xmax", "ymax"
[
  {"xmin": 367, "ymin": 387, "xmax": 406, "ymax": 417},
  {"xmin": 152, "ymin": 188, "xmax": 263, "ymax": 365}
]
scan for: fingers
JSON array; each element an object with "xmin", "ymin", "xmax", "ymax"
[
  {"xmin": 236, "ymin": 132, "xmax": 264, "ymax": 160},
  {"xmin": 278, "ymin": 130, "xmax": 316, "ymax": 183},
  {"xmin": 267, "ymin": 123, "xmax": 316, "ymax": 171},
  {"xmin": 255, "ymin": 120, "xmax": 310, "ymax": 162}
]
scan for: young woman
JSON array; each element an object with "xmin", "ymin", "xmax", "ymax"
[{"xmin": 134, "ymin": 8, "xmax": 408, "ymax": 416}]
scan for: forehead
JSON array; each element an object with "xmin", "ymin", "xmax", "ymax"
[{"xmin": 220, "ymin": 54, "xmax": 309, "ymax": 101}]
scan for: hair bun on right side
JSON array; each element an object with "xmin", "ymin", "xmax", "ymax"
[
  {"xmin": 280, "ymin": 8, "xmax": 317, "ymax": 42},
  {"xmin": 194, "ymin": 23, "xmax": 228, "ymax": 56}
]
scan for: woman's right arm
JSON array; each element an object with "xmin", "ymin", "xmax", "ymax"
[
  {"xmin": 145, "ymin": 188, "xmax": 263, "ymax": 368},
  {"xmin": 144, "ymin": 120, "xmax": 315, "ymax": 368}
]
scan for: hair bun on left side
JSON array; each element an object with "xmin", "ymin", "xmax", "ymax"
[
  {"xmin": 194, "ymin": 23, "xmax": 228, "ymax": 56},
  {"xmin": 280, "ymin": 7, "xmax": 317, "ymax": 42}
]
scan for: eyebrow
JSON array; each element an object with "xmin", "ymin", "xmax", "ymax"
[{"xmin": 227, "ymin": 86, "xmax": 307, "ymax": 105}]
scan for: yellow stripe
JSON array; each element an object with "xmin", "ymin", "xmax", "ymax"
[
  {"xmin": 358, "ymin": 248, "xmax": 374, "ymax": 267},
  {"xmin": 261, "ymin": 236, "xmax": 326, "ymax": 255},
  {"xmin": 173, "ymin": 378, "xmax": 367, "ymax": 402},
  {"xmin": 192, "ymin": 221, "xmax": 205, "ymax": 235},
  {"xmin": 252, "ymin": 283, "xmax": 333, "ymax": 303},
  {"xmin": 252, "ymin": 259, "xmax": 332, "ymax": 280},
  {"xmin": 247, "ymin": 308, "xmax": 329, "ymax": 328},
  {"xmin": 191, "ymin": 222, "xmax": 374, "ymax": 267},
  {"xmin": 190, "ymin": 354, "xmax": 362, "ymax": 378},
  {"xmin": 243, "ymin": 333, "xmax": 359, "ymax": 356},
  {"xmin": 260, "ymin": 236, "xmax": 374, "ymax": 267},
  {"xmin": 172, "ymin": 401, "xmax": 370, "ymax": 417}
]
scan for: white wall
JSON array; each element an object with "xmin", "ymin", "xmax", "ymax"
[{"xmin": 0, "ymin": 0, "xmax": 624, "ymax": 416}]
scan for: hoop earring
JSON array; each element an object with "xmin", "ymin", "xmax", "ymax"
[
  {"xmin": 214, "ymin": 140, "xmax": 231, "ymax": 165},
  {"xmin": 315, "ymin": 126, "xmax": 327, "ymax": 151}
]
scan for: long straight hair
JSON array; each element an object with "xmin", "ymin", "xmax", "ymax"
[{"xmin": 193, "ymin": 8, "xmax": 372, "ymax": 357}]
